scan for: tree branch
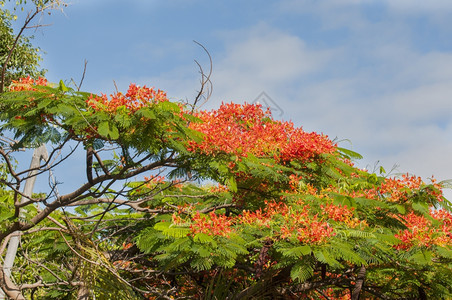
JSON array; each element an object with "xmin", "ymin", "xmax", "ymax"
[
  {"xmin": 0, "ymin": 266, "xmax": 26, "ymax": 300},
  {"xmin": 351, "ymin": 265, "xmax": 366, "ymax": 300}
]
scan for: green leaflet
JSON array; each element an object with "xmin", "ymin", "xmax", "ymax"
[
  {"xmin": 337, "ymin": 147, "xmax": 364, "ymax": 160},
  {"xmin": 37, "ymin": 97, "xmax": 52, "ymax": 109},
  {"xmin": 290, "ymin": 261, "xmax": 314, "ymax": 282},
  {"xmin": 330, "ymin": 192, "xmax": 357, "ymax": 208},
  {"xmin": 221, "ymin": 239, "xmax": 248, "ymax": 256},
  {"xmin": 154, "ymin": 221, "xmax": 191, "ymax": 238},
  {"xmin": 394, "ymin": 204, "xmax": 406, "ymax": 214},
  {"xmin": 436, "ymin": 246, "xmax": 452, "ymax": 259},
  {"xmin": 408, "ymin": 249, "xmax": 433, "ymax": 265},
  {"xmin": 412, "ymin": 201, "xmax": 429, "ymax": 214},
  {"xmin": 279, "ymin": 245, "xmax": 312, "ymax": 258},
  {"xmin": 98, "ymin": 121, "xmax": 119, "ymax": 140},
  {"xmin": 373, "ymin": 232, "xmax": 402, "ymax": 245},
  {"xmin": 194, "ymin": 232, "xmax": 214, "ymax": 244},
  {"xmin": 313, "ymin": 249, "xmax": 342, "ymax": 268},
  {"xmin": 327, "ymin": 242, "xmax": 367, "ymax": 265},
  {"xmin": 157, "ymin": 101, "xmax": 181, "ymax": 112},
  {"xmin": 136, "ymin": 107, "xmax": 156, "ymax": 120},
  {"xmin": 58, "ymin": 80, "xmax": 69, "ymax": 92},
  {"xmin": 339, "ymin": 229, "xmax": 375, "ymax": 239},
  {"xmin": 355, "ymin": 197, "xmax": 389, "ymax": 209},
  {"xmin": 193, "ymin": 244, "xmax": 212, "ymax": 258},
  {"xmin": 227, "ymin": 175, "xmax": 237, "ymax": 192},
  {"xmin": 114, "ymin": 112, "xmax": 132, "ymax": 128},
  {"xmin": 190, "ymin": 256, "xmax": 214, "ymax": 271}
]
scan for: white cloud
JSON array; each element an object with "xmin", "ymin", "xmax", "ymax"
[{"xmin": 208, "ymin": 24, "xmax": 336, "ymax": 107}]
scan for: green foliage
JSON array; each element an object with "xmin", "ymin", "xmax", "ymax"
[{"xmin": 0, "ymin": 6, "xmax": 45, "ymax": 89}]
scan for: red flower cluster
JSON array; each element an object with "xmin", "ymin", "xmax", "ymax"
[
  {"xmin": 379, "ymin": 174, "xmax": 423, "ymax": 203},
  {"xmin": 188, "ymin": 103, "xmax": 336, "ymax": 161},
  {"xmin": 293, "ymin": 218, "xmax": 335, "ymax": 244},
  {"xmin": 240, "ymin": 201, "xmax": 335, "ymax": 244},
  {"xmin": 86, "ymin": 83, "xmax": 169, "ymax": 114},
  {"xmin": 345, "ymin": 174, "xmax": 443, "ymax": 204},
  {"xmin": 320, "ymin": 203, "xmax": 365, "ymax": 228},
  {"xmin": 394, "ymin": 210, "xmax": 452, "ymax": 250},
  {"xmin": 395, "ymin": 212, "xmax": 435, "ymax": 250},
  {"xmin": 9, "ymin": 76, "xmax": 48, "ymax": 91},
  {"xmin": 190, "ymin": 211, "xmax": 234, "ymax": 237},
  {"xmin": 288, "ymin": 174, "xmax": 303, "ymax": 191},
  {"xmin": 431, "ymin": 209, "xmax": 452, "ymax": 246}
]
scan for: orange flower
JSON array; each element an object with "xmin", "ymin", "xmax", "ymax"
[
  {"xmin": 190, "ymin": 211, "xmax": 234, "ymax": 237},
  {"xmin": 394, "ymin": 210, "xmax": 452, "ymax": 250},
  {"xmin": 9, "ymin": 76, "xmax": 48, "ymax": 91},
  {"xmin": 86, "ymin": 83, "xmax": 169, "ymax": 114},
  {"xmin": 188, "ymin": 103, "xmax": 335, "ymax": 161}
]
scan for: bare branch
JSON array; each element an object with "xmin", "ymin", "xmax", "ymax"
[
  {"xmin": 191, "ymin": 41, "xmax": 213, "ymax": 111},
  {"xmin": 77, "ymin": 59, "xmax": 88, "ymax": 91}
]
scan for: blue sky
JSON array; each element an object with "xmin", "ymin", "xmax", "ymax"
[{"xmin": 8, "ymin": 0, "xmax": 452, "ymax": 197}]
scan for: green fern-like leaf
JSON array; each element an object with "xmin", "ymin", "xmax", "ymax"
[
  {"xmin": 313, "ymin": 249, "xmax": 342, "ymax": 268},
  {"xmin": 328, "ymin": 242, "xmax": 367, "ymax": 265},
  {"xmin": 339, "ymin": 229, "xmax": 375, "ymax": 239},
  {"xmin": 279, "ymin": 245, "xmax": 312, "ymax": 258},
  {"xmin": 191, "ymin": 257, "xmax": 214, "ymax": 271},
  {"xmin": 154, "ymin": 221, "xmax": 191, "ymax": 238},
  {"xmin": 290, "ymin": 260, "xmax": 314, "ymax": 282},
  {"xmin": 436, "ymin": 246, "xmax": 452, "ymax": 259},
  {"xmin": 193, "ymin": 233, "xmax": 214, "ymax": 244},
  {"xmin": 407, "ymin": 249, "xmax": 433, "ymax": 265}
]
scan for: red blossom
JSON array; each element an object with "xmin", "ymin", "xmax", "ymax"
[
  {"xmin": 430, "ymin": 209, "xmax": 452, "ymax": 246},
  {"xmin": 86, "ymin": 83, "xmax": 169, "ymax": 114},
  {"xmin": 295, "ymin": 219, "xmax": 335, "ymax": 244},
  {"xmin": 188, "ymin": 103, "xmax": 336, "ymax": 161},
  {"xmin": 8, "ymin": 76, "xmax": 48, "ymax": 91},
  {"xmin": 379, "ymin": 174, "xmax": 422, "ymax": 203},
  {"xmin": 394, "ymin": 210, "xmax": 452, "ymax": 250},
  {"xmin": 189, "ymin": 211, "xmax": 234, "ymax": 237},
  {"xmin": 240, "ymin": 201, "xmax": 335, "ymax": 245},
  {"xmin": 320, "ymin": 203, "xmax": 365, "ymax": 228}
]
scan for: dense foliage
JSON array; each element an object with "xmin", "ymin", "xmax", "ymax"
[
  {"xmin": 0, "ymin": 2, "xmax": 46, "ymax": 92},
  {"xmin": 0, "ymin": 77, "xmax": 451, "ymax": 299}
]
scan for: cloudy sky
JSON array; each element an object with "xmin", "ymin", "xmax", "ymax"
[{"xmin": 9, "ymin": 0, "xmax": 452, "ymax": 198}]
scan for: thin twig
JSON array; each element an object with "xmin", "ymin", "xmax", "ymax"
[
  {"xmin": 191, "ymin": 40, "xmax": 213, "ymax": 112},
  {"xmin": 78, "ymin": 59, "xmax": 88, "ymax": 91}
]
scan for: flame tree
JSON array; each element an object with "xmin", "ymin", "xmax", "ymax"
[{"xmin": 0, "ymin": 77, "xmax": 451, "ymax": 299}]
